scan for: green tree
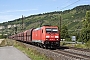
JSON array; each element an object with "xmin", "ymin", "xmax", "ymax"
[
  {"xmin": 61, "ymin": 25, "xmax": 70, "ymax": 40},
  {"xmin": 81, "ymin": 11, "xmax": 90, "ymax": 43}
]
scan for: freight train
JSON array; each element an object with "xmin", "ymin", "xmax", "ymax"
[{"xmin": 9, "ymin": 25, "xmax": 60, "ymax": 48}]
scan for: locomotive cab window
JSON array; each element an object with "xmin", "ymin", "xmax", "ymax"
[
  {"xmin": 52, "ymin": 28, "xmax": 58, "ymax": 33},
  {"xmin": 46, "ymin": 28, "xmax": 58, "ymax": 33},
  {"xmin": 46, "ymin": 28, "xmax": 51, "ymax": 33},
  {"xmin": 42, "ymin": 29, "xmax": 43, "ymax": 33}
]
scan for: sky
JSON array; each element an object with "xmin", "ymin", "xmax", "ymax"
[{"xmin": 0, "ymin": 0, "xmax": 90, "ymax": 23}]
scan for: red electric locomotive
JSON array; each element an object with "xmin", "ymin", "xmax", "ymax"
[{"xmin": 32, "ymin": 25, "xmax": 60, "ymax": 48}]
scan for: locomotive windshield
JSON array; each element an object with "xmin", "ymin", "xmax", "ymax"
[{"xmin": 46, "ymin": 28, "xmax": 58, "ymax": 33}]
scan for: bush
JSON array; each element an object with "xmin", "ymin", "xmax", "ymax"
[
  {"xmin": 0, "ymin": 35, "xmax": 7, "ymax": 39},
  {"xmin": 65, "ymin": 38, "xmax": 71, "ymax": 41},
  {"xmin": 85, "ymin": 40, "xmax": 90, "ymax": 49}
]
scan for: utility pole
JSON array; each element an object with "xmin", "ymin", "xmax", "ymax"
[
  {"xmin": 60, "ymin": 15, "xmax": 61, "ymax": 30},
  {"xmin": 15, "ymin": 19, "xmax": 17, "ymax": 34},
  {"xmin": 40, "ymin": 20, "xmax": 42, "ymax": 27},
  {"xmin": 22, "ymin": 15, "xmax": 24, "ymax": 32},
  {"xmin": 59, "ymin": 15, "xmax": 62, "ymax": 41}
]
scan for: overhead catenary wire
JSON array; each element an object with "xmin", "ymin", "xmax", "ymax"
[{"xmin": 60, "ymin": 0, "xmax": 81, "ymax": 10}]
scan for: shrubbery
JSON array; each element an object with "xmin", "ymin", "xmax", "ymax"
[{"xmin": 0, "ymin": 35, "xmax": 7, "ymax": 39}]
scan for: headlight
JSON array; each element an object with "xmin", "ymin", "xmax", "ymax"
[
  {"xmin": 55, "ymin": 36, "xmax": 59, "ymax": 38},
  {"xmin": 56, "ymin": 39, "xmax": 58, "ymax": 40},
  {"xmin": 46, "ymin": 36, "xmax": 50, "ymax": 38}
]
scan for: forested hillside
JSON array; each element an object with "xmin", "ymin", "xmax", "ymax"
[{"xmin": 0, "ymin": 5, "xmax": 90, "ymax": 41}]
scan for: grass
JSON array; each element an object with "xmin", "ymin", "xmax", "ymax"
[
  {"xmin": 14, "ymin": 41, "xmax": 53, "ymax": 60},
  {"xmin": 75, "ymin": 44, "xmax": 87, "ymax": 49},
  {"xmin": 60, "ymin": 41, "xmax": 90, "ymax": 49},
  {"xmin": 75, "ymin": 40, "xmax": 90, "ymax": 49},
  {"xmin": 0, "ymin": 39, "xmax": 53, "ymax": 60}
]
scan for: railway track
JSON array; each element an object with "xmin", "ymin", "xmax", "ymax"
[
  {"xmin": 22, "ymin": 42, "xmax": 90, "ymax": 60},
  {"xmin": 62, "ymin": 49, "xmax": 90, "ymax": 57},
  {"xmin": 56, "ymin": 46, "xmax": 90, "ymax": 59},
  {"xmin": 67, "ymin": 47, "xmax": 90, "ymax": 52},
  {"xmin": 53, "ymin": 49, "xmax": 90, "ymax": 60}
]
